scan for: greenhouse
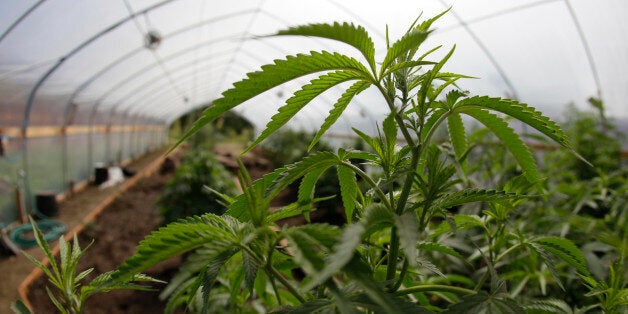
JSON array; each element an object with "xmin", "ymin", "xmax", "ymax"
[{"xmin": 0, "ymin": 0, "xmax": 626, "ymax": 312}]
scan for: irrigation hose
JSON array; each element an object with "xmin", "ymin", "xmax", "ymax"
[{"xmin": 9, "ymin": 220, "xmax": 68, "ymax": 249}]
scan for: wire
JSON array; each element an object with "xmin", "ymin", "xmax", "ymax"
[
  {"xmin": 121, "ymin": 0, "xmax": 189, "ymax": 104},
  {"xmin": 563, "ymin": 0, "xmax": 602, "ymax": 99},
  {"xmin": 437, "ymin": 0, "xmax": 519, "ymax": 100},
  {"xmin": 0, "ymin": 0, "xmax": 48, "ymax": 45},
  {"xmin": 436, "ymin": 0, "xmax": 562, "ymax": 34},
  {"xmin": 214, "ymin": 0, "xmax": 267, "ymax": 98}
]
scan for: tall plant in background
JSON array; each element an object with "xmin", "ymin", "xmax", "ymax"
[
  {"xmin": 101, "ymin": 11, "xmax": 601, "ymax": 312},
  {"xmin": 157, "ymin": 149, "xmax": 238, "ymax": 225}
]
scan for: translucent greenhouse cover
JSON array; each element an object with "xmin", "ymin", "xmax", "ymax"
[{"xmin": 0, "ymin": 0, "xmax": 627, "ymax": 222}]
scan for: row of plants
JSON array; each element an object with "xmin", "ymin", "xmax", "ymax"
[{"xmin": 16, "ymin": 10, "xmax": 627, "ymax": 313}]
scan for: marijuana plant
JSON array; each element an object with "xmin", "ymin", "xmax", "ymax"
[
  {"xmin": 158, "ymin": 148, "xmax": 238, "ymax": 225},
  {"xmin": 102, "ymin": 10, "xmax": 595, "ymax": 312},
  {"xmin": 14, "ymin": 218, "xmax": 161, "ymax": 314}
]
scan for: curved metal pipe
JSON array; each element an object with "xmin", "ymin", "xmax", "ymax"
[{"xmin": 0, "ymin": 0, "xmax": 48, "ymax": 45}]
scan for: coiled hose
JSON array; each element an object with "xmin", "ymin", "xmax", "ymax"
[{"xmin": 9, "ymin": 219, "xmax": 68, "ymax": 249}]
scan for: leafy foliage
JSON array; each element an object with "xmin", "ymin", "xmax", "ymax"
[
  {"xmin": 92, "ymin": 10, "xmax": 614, "ymax": 313},
  {"xmin": 157, "ymin": 149, "xmax": 238, "ymax": 224},
  {"xmin": 17, "ymin": 218, "xmax": 161, "ymax": 314}
]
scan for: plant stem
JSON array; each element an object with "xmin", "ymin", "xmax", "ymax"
[
  {"xmin": 264, "ymin": 265, "xmax": 306, "ymax": 304},
  {"xmin": 386, "ymin": 144, "xmax": 421, "ymax": 284},
  {"xmin": 395, "ymin": 144, "xmax": 420, "ymax": 215},
  {"xmin": 268, "ymin": 274, "xmax": 282, "ymax": 305},
  {"xmin": 389, "ymin": 259, "xmax": 409, "ymax": 292},
  {"xmin": 386, "ymin": 227, "xmax": 400, "ymax": 282},
  {"xmin": 242, "ymin": 245, "xmax": 306, "ymax": 304},
  {"xmin": 396, "ymin": 284, "xmax": 477, "ymax": 296},
  {"xmin": 495, "ymin": 242, "xmax": 522, "ymax": 263}
]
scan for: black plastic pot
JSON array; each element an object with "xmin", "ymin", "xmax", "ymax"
[
  {"xmin": 94, "ymin": 167, "xmax": 109, "ymax": 185},
  {"xmin": 36, "ymin": 192, "xmax": 58, "ymax": 217}
]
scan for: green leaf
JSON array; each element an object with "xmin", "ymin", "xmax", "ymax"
[
  {"xmin": 444, "ymin": 291, "xmax": 525, "ymax": 313},
  {"xmin": 455, "ymin": 96, "xmax": 571, "ymax": 149},
  {"xmin": 46, "ymin": 287, "xmax": 66, "ymax": 314},
  {"xmin": 75, "ymin": 268, "xmax": 94, "ymax": 283},
  {"xmin": 203, "ymin": 185, "xmax": 235, "ymax": 205},
  {"xmin": 532, "ymin": 237, "xmax": 589, "ymax": 276},
  {"xmin": 419, "ymin": 108, "xmax": 447, "ymax": 144},
  {"xmin": 394, "ymin": 213, "xmax": 420, "ymax": 267},
  {"xmin": 159, "ymin": 243, "xmax": 234, "ymax": 300},
  {"xmin": 227, "ymin": 168, "xmax": 283, "ymax": 221},
  {"xmin": 284, "ymin": 224, "xmax": 341, "ymax": 275},
  {"xmin": 380, "ymin": 60, "xmax": 436, "ymax": 78},
  {"xmin": 297, "ymin": 163, "xmax": 327, "ymax": 205},
  {"xmin": 199, "ymin": 247, "xmax": 241, "ymax": 313},
  {"xmin": 110, "ymin": 214, "xmax": 239, "ymax": 285},
  {"xmin": 416, "ymin": 8, "xmax": 451, "ymax": 32},
  {"xmin": 337, "ymin": 164, "xmax": 358, "ymax": 223},
  {"xmin": 328, "ymin": 283, "xmax": 362, "ymax": 314},
  {"xmin": 447, "ymin": 112, "xmax": 468, "ymax": 164},
  {"xmin": 524, "ymin": 299, "xmax": 574, "ymax": 314},
  {"xmin": 58, "ymin": 235, "xmax": 70, "ymax": 288},
  {"xmin": 242, "ymin": 250, "xmax": 259, "ymax": 295},
  {"xmin": 270, "ymin": 151, "xmax": 341, "ymax": 197},
  {"xmin": 172, "ymin": 51, "xmax": 369, "ymax": 151},
  {"xmin": 276, "ymin": 22, "xmax": 376, "ymax": 71},
  {"xmin": 266, "ymin": 197, "xmax": 334, "ymax": 223},
  {"xmin": 303, "ymin": 223, "xmax": 365, "ymax": 290},
  {"xmin": 309, "ymin": 80, "xmax": 371, "ymax": 150},
  {"xmin": 416, "ymin": 242, "xmax": 464, "ymax": 260},
  {"xmin": 27, "ymin": 217, "xmax": 60, "ymax": 280},
  {"xmin": 248, "ymin": 71, "xmax": 364, "ymax": 153},
  {"xmin": 21, "ymin": 251, "xmax": 57, "ymax": 287},
  {"xmin": 362, "ymin": 203, "xmax": 394, "ymax": 236},
  {"xmin": 380, "ymin": 30, "xmax": 430, "ymax": 78},
  {"xmin": 345, "ymin": 150, "xmax": 378, "ymax": 163},
  {"xmin": 461, "ymin": 108, "xmax": 540, "ymax": 184},
  {"xmin": 350, "ymin": 279, "xmax": 430, "ymax": 313},
  {"xmin": 352, "ymin": 127, "xmax": 382, "ymax": 158},
  {"xmin": 10, "ymin": 300, "xmax": 31, "ymax": 314},
  {"xmin": 383, "ymin": 112, "xmax": 398, "ymax": 154},
  {"xmin": 416, "ymin": 46, "xmax": 456, "ymax": 105},
  {"xmin": 434, "ymin": 189, "xmax": 518, "ymax": 211},
  {"xmin": 163, "ymin": 278, "xmax": 196, "ymax": 314},
  {"xmin": 431, "ymin": 214, "xmax": 486, "ymax": 238},
  {"xmin": 271, "ymin": 299, "xmax": 335, "ymax": 314},
  {"xmin": 85, "ymin": 272, "xmax": 163, "ymax": 296}
]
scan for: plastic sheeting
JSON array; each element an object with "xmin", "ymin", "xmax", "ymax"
[{"xmin": 1, "ymin": 0, "xmax": 627, "ymax": 223}]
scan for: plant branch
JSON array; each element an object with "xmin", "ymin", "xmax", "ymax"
[
  {"xmin": 264, "ymin": 264, "xmax": 306, "ymax": 304},
  {"xmin": 268, "ymin": 274, "xmax": 282, "ymax": 305},
  {"xmin": 389, "ymin": 258, "xmax": 409, "ymax": 292},
  {"xmin": 242, "ymin": 245, "xmax": 306, "ymax": 304},
  {"xmin": 495, "ymin": 243, "xmax": 523, "ymax": 263},
  {"xmin": 386, "ymin": 227, "xmax": 400, "ymax": 282}
]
